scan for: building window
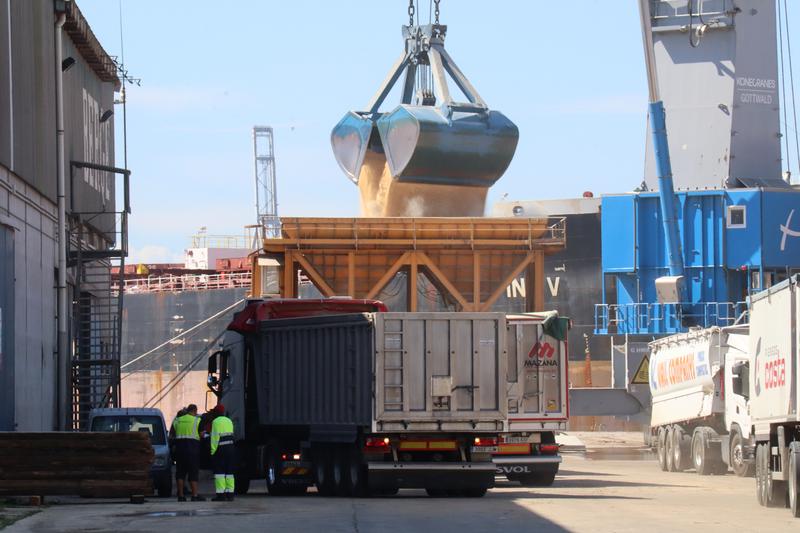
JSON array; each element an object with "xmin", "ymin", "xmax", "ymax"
[{"xmin": 727, "ymin": 205, "xmax": 746, "ymax": 228}]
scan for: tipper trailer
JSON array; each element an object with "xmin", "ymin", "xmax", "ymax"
[
  {"xmin": 748, "ymin": 275, "xmax": 800, "ymax": 515},
  {"xmin": 208, "ymin": 299, "xmax": 511, "ymax": 497},
  {"xmin": 648, "ymin": 326, "xmax": 753, "ymax": 477}
]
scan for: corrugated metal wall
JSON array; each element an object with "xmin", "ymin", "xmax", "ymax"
[
  {"xmin": 4, "ymin": 0, "xmax": 57, "ymax": 200},
  {"xmin": 0, "ymin": 224, "xmax": 14, "ymax": 430},
  {"xmin": 0, "ymin": 1, "xmax": 11, "ymax": 167},
  {"xmin": 256, "ymin": 314, "xmax": 374, "ymax": 428},
  {"xmin": 0, "ymin": 0, "xmax": 116, "ymax": 234}
]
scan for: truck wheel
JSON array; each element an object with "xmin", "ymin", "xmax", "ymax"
[
  {"xmin": 346, "ymin": 448, "xmax": 369, "ymax": 497},
  {"xmin": 692, "ymin": 430, "xmax": 711, "ymax": 475},
  {"xmin": 789, "ymin": 443, "xmax": 800, "ymax": 517},
  {"xmin": 518, "ymin": 471, "xmax": 557, "ymax": 487},
  {"xmin": 235, "ymin": 475, "xmax": 251, "ymax": 495},
  {"xmin": 157, "ymin": 476, "xmax": 172, "ymax": 498},
  {"xmin": 756, "ymin": 443, "xmax": 784, "ymax": 507},
  {"xmin": 730, "ymin": 431, "xmax": 753, "ymax": 477},
  {"xmin": 461, "ymin": 487, "xmax": 488, "ymax": 497},
  {"xmin": 314, "ymin": 449, "xmax": 336, "ymax": 497},
  {"xmin": 656, "ymin": 427, "xmax": 668, "ymax": 471},
  {"xmin": 665, "ymin": 427, "xmax": 676, "ymax": 472},
  {"xmin": 757, "ymin": 443, "xmax": 767, "ymax": 506},
  {"xmin": 332, "ymin": 448, "xmax": 350, "ymax": 496},
  {"xmin": 672, "ymin": 426, "xmax": 691, "ymax": 472},
  {"xmin": 425, "ymin": 488, "xmax": 448, "ymax": 497}
]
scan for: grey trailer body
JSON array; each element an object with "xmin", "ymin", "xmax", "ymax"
[{"xmin": 373, "ymin": 313, "xmax": 506, "ymax": 432}]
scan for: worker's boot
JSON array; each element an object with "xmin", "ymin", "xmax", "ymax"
[
  {"xmin": 212, "ymin": 494, "xmax": 227, "ymax": 502},
  {"xmin": 177, "ymin": 496, "xmax": 187, "ymax": 502},
  {"xmin": 226, "ymin": 493, "xmax": 234, "ymax": 502},
  {"xmin": 191, "ymin": 495, "xmax": 206, "ymax": 502}
]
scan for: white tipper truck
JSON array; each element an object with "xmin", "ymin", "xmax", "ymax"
[
  {"xmin": 749, "ymin": 275, "xmax": 800, "ymax": 515},
  {"xmin": 648, "ymin": 326, "xmax": 754, "ymax": 476}
]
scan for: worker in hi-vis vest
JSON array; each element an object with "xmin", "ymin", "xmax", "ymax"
[
  {"xmin": 210, "ymin": 404, "xmax": 236, "ymax": 501},
  {"xmin": 171, "ymin": 404, "xmax": 205, "ymax": 502}
]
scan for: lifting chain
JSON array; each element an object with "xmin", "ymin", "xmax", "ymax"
[
  {"xmin": 408, "ymin": 0, "xmax": 415, "ymax": 26},
  {"xmin": 434, "ymin": 0, "xmax": 440, "ymax": 25}
]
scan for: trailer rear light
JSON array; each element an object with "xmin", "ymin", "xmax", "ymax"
[
  {"xmin": 540, "ymin": 444, "xmax": 559, "ymax": 455},
  {"xmin": 474, "ymin": 437, "xmax": 498, "ymax": 447},
  {"xmin": 364, "ymin": 437, "xmax": 391, "ymax": 452},
  {"xmin": 292, "ymin": 453, "xmax": 301, "ymax": 460}
]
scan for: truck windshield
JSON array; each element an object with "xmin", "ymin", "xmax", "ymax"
[{"xmin": 91, "ymin": 415, "xmax": 167, "ymax": 445}]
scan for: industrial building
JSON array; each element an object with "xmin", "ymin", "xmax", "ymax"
[{"xmin": 0, "ymin": 0, "xmax": 126, "ymax": 431}]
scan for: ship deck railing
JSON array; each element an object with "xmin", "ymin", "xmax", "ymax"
[{"xmin": 114, "ymin": 272, "xmax": 252, "ymax": 294}]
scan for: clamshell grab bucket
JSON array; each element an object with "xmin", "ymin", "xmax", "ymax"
[
  {"xmin": 331, "ymin": 111, "xmax": 375, "ymax": 184},
  {"xmin": 377, "ymin": 105, "xmax": 518, "ymax": 187},
  {"xmin": 331, "ymin": 22, "xmax": 518, "ymax": 215}
]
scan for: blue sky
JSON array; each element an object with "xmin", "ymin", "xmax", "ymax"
[{"xmin": 76, "ymin": 1, "xmax": 800, "ymax": 263}]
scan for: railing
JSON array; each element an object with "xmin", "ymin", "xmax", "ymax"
[
  {"xmin": 114, "ymin": 272, "xmax": 252, "ymax": 294},
  {"xmin": 189, "ymin": 233, "xmax": 257, "ymax": 249},
  {"xmin": 594, "ymin": 301, "xmax": 747, "ymax": 335}
]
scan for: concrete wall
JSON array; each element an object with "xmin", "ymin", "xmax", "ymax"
[
  {"xmin": 121, "ymin": 371, "xmax": 210, "ymax": 422},
  {"xmin": 0, "ymin": 163, "xmax": 58, "ymax": 430}
]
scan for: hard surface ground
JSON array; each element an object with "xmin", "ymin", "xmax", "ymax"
[{"xmin": 5, "ymin": 451, "xmax": 798, "ymax": 533}]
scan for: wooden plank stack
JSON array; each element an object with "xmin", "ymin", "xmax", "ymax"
[{"xmin": 0, "ymin": 432, "xmax": 154, "ymax": 497}]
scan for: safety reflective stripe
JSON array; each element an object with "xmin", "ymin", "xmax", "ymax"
[{"xmin": 210, "ymin": 416, "xmax": 234, "ymax": 455}]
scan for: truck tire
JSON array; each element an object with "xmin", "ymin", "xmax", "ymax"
[
  {"xmin": 518, "ymin": 471, "xmax": 557, "ymax": 487},
  {"xmin": 692, "ymin": 430, "xmax": 712, "ymax": 476},
  {"xmin": 461, "ymin": 487, "xmax": 488, "ymax": 497},
  {"xmin": 346, "ymin": 448, "xmax": 369, "ymax": 497},
  {"xmin": 665, "ymin": 427, "xmax": 676, "ymax": 472},
  {"xmin": 157, "ymin": 476, "xmax": 172, "ymax": 498},
  {"xmin": 730, "ymin": 430, "xmax": 753, "ymax": 477},
  {"xmin": 235, "ymin": 475, "xmax": 251, "ymax": 495},
  {"xmin": 656, "ymin": 427, "xmax": 668, "ymax": 471},
  {"xmin": 789, "ymin": 443, "xmax": 800, "ymax": 517},
  {"xmin": 425, "ymin": 488, "xmax": 448, "ymax": 497},
  {"xmin": 756, "ymin": 442, "xmax": 786, "ymax": 507},
  {"xmin": 757, "ymin": 443, "xmax": 768, "ymax": 506},
  {"xmin": 332, "ymin": 447, "xmax": 350, "ymax": 496},
  {"xmin": 672, "ymin": 426, "xmax": 691, "ymax": 472},
  {"xmin": 314, "ymin": 448, "xmax": 336, "ymax": 497}
]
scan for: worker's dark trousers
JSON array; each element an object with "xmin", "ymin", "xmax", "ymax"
[{"xmin": 213, "ymin": 444, "xmax": 235, "ymax": 494}]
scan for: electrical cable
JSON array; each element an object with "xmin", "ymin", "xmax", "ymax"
[
  {"xmin": 143, "ymin": 330, "xmax": 225, "ymax": 408},
  {"xmin": 779, "ymin": 0, "xmax": 792, "ymax": 177},
  {"xmin": 783, "ymin": 0, "xmax": 800, "ymax": 179},
  {"xmin": 120, "ymin": 298, "xmax": 244, "ymax": 373}
]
